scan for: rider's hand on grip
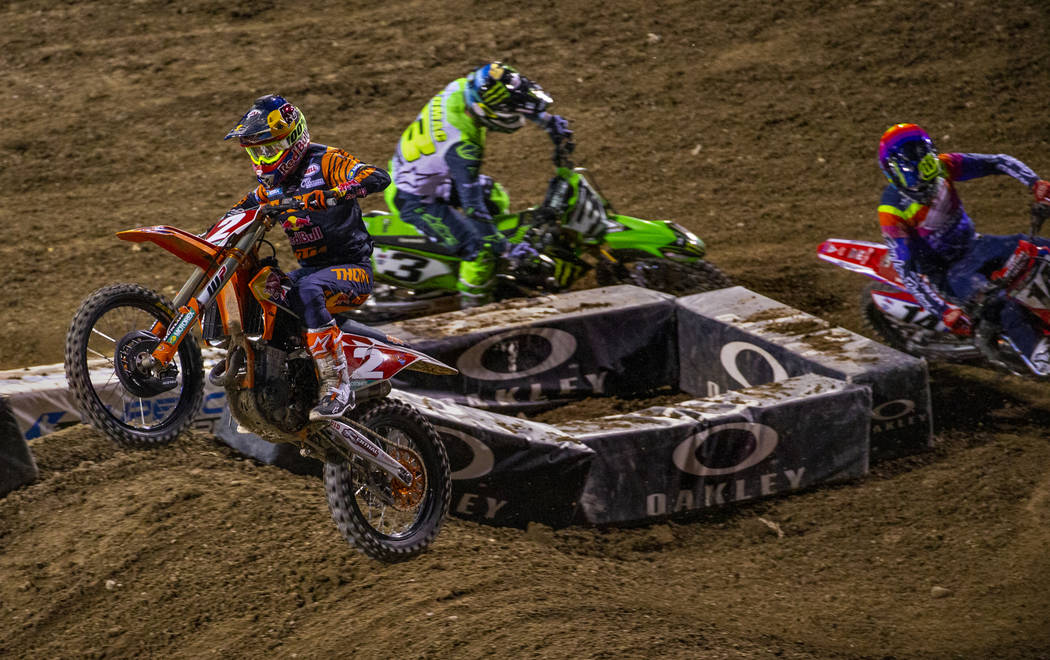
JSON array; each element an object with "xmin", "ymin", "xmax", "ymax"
[
  {"xmin": 265, "ymin": 196, "xmax": 304, "ymax": 213},
  {"xmin": 546, "ymin": 114, "xmax": 573, "ymax": 142},
  {"xmin": 334, "ymin": 181, "xmax": 367, "ymax": 200},
  {"xmin": 504, "ymin": 242, "xmax": 539, "ymax": 263},
  {"xmin": 297, "ymin": 190, "xmax": 330, "ymax": 210},
  {"xmin": 941, "ymin": 306, "xmax": 972, "ymax": 336},
  {"xmin": 1033, "ymin": 180, "xmax": 1050, "ymax": 205}
]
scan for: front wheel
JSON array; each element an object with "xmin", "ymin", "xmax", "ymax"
[
  {"xmin": 323, "ymin": 399, "xmax": 451, "ymax": 562},
  {"xmin": 597, "ymin": 256, "xmax": 732, "ymax": 296},
  {"xmin": 63, "ymin": 283, "xmax": 205, "ymax": 448}
]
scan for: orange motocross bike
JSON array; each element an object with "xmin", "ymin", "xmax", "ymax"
[{"xmin": 63, "ymin": 196, "xmax": 455, "ymax": 562}]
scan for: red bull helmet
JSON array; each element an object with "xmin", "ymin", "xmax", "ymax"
[{"xmin": 226, "ymin": 94, "xmax": 310, "ymax": 187}]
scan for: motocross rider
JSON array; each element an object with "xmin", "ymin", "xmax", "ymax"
[
  {"xmin": 388, "ymin": 61, "xmax": 574, "ymax": 308},
  {"xmin": 876, "ymin": 123, "xmax": 1050, "ymax": 373},
  {"xmin": 225, "ymin": 94, "xmax": 390, "ymax": 420}
]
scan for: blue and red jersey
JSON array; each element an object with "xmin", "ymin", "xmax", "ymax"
[{"xmin": 877, "ymin": 152, "xmax": 1039, "ymax": 314}]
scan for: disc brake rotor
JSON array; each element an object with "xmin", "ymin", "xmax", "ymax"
[
  {"xmin": 387, "ymin": 445, "xmax": 426, "ymax": 510},
  {"xmin": 114, "ymin": 330, "xmax": 179, "ymax": 398}
]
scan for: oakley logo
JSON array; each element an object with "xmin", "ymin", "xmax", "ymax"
[
  {"xmin": 437, "ymin": 426, "xmax": 496, "ymax": 480},
  {"xmin": 720, "ymin": 341, "xmax": 790, "ymax": 388},
  {"xmin": 457, "ymin": 327, "xmax": 577, "ymax": 381},
  {"xmin": 672, "ymin": 422, "xmax": 779, "ymax": 477},
  {"xmin": 871, "ymin": 399, "xmax": 916, "ymax": 421}
]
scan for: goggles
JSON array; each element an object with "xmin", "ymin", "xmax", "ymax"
[
  {"xmin": 244, "ymin": 138, "xmax": 291, "ymax": 166},
  {"xmin": 888, "ymin": 151, "xmax": 940, "ymax": 190}
]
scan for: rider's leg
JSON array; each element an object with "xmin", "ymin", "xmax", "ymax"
[
  {"xmin": 948, "ymin": 234, "xmax": 1050, "ymax": 373},
  {"xmin": 945, "ymin": 234, "xmax": 1022, "ymax": 302},
  {"xmin": 458, "ymin": 245, "xmax": 498, "ymax": 308},
  {"xmin": 306, "ymin": 320, "xmax": 355, "ymax": 419},
  {"xmin": 287, "ymin": 264, "xmax": 374, "ymax": 419},
  {"xmin": 394, "ymin": 191, "xmax": 476, "ymax": 252},
  {"xmin": 394, "ymin": 191, "xmax": 502, "ymax": 309}
]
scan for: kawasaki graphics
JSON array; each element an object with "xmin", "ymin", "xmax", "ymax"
[{"xmin": 355, "ymin": 138, "xmax": 732, "ymax": 322}]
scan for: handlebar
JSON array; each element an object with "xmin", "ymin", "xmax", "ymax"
[
  {"xmin": 1030, "ymin": 202, "xmax": 1050, "ymax": 239},
  {"xmin": 260, "ymin": 186, "xmax": 346, "ymax": 216},
  {"xmin": 262, "ymin": 197, "xmax": 306, "ymax": 213},
  {"xmin": 552, "ymin": 137, "xmax": 576, "ymax": 167}
]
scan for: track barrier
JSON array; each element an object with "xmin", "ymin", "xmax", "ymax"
[
  {"xmin": 676, "ymin": 286, "xmax": 932, "ymax": 460},
  {"xmin": 1, "ymin": 285, "xmax": 929, "ymax": 525}
]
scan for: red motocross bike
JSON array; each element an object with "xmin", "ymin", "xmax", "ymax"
[
  {"xmin": 817, "ymin": 204, "xmax": 1050, "ymax": 377},
  {"xmin": 64, "ymin": 196, "xmax": 455, "ymax": 562}
]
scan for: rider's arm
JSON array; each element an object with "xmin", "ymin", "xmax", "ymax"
[
  {"xmin": 445, "ymin": 140, "xmax": 493, "ymax": 223},
  {"xmin": 528, "ymin": 111, "xmax": 572, "ymax": 142},
  {"xmin": 941, "ymin": 152, "xmax": 1040, "ymax": 187},
  {"xmin": 228, "ymin": 185, "xmax": 268, "ymax": 212},
  {"xmin": 878, "ymin": 201, "xmax": 951, "ymax": 317},
  {"xmin": 320, "ymin": 147, "xmax": 390, "ymax": 197}
]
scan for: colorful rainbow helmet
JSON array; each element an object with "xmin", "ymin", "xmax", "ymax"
[
  {"xmin": 225, "ymin": 94, "xmax": 310, "ymax": 188},
  {"xmin": 877, "ymin": 123, "xmax": 942, "ymax": 202},
  {"xmin": 464, "ymin": 62, "xmax": 553, "ymax": 133}
]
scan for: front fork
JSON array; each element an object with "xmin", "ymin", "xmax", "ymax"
[{"xmin": 147, "ymin": 225, "xmax": 264, "ymax": 371}]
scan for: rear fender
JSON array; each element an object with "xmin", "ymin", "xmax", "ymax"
[
  {"xmin": 342, "ymin": 333, "xmax": 457, "ymax": 385},
  {"xmin": 363, "ymin": 210, "xmax": 423, "ymax": 238}
]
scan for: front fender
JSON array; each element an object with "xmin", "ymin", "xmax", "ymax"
[
  {"xmin": 603, "ymin": 215, "xmax": 706, "ymax": 259},
  {"xmin": 117, "ymin": 226, "xmax": 219, "ymax": 270}
]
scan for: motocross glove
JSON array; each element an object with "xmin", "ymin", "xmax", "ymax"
[
  {"xmin": 544, "ymin": 114, "xmax": 573, "ymax": 143},
  {"xmin": 941, "ymin": 306, "xmax": 972, "ymax": 336},
  {"xmin": 1033, "ymin": 179, "xmax": 1050, "ymax": 206},
  {"xmin": 334, "ymin": 180, "xmax": 368, "ymax": 200},
  {"xmin": 297, "ymin": 190, "xmax": 332, "ymax": 210},
  {"xmin": 504, "ymin": 242, "xmax": 539, "ymax": 262}
]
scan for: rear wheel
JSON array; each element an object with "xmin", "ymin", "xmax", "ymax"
[
  {"xmin": 597, "ymin": 256, "xmax": 732, "ymax": 296},
  {"xmin": 63, "ymin": 283, "xmax": 204, "ymax": 448},
  {"xmin": 861, "ymin": 282, "xmax": 984, "ymax": 364},
  {"xmin": 323, "ymin": 399, "xmax": 451, "ymax": 563}
]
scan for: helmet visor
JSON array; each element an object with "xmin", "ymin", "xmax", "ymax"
[{"xmin": 244, "ymin": 138, "xmax": 290, "ymax": 165}]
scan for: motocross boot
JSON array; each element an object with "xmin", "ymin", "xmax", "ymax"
[
  {"xmin": 458, "ymin": 250, "xmax": 496, "ymax": 309},
  {"xmin": 307, "ymin": 322, "xmax": 355, "ymax": 421},
  {"xmin": 997, "ymin": 301, "xmax": 1050, "ymax": 376},
  {"xmin": 1025, "ymin": 336, "xmax": 1050, "ymax": 376}
]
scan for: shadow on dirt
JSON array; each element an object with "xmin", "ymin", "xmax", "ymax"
[{"xmin": 926, "ymin": 362, "xmax": 1050, "ymax": 434}]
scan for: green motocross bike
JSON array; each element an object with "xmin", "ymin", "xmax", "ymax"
[{"xmin": 354, "ymin": 139, "xmax": 731, "ymax": 322}]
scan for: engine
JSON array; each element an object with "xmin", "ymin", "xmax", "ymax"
[{"xmin": 226, "ymin": 343, "xmax": 317, "ymax": 443}]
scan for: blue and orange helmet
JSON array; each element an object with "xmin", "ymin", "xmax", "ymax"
[
  {"xmin": 464, "ymin": 62, "xmax": 552, "ymax": 133},
  {"xmin": 877, "ymin": 123, "xmax": 943, "ymax": 202},
  {"xmin": 226, "ymin": 94, "xmax": 310, "ymax": 188}
]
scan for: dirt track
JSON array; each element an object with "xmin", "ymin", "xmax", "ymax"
[{"xmin": 4, "ymin": 0, "xmax": 1050, "ymax": 658}]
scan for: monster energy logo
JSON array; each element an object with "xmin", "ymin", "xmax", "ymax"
[{"xmin": 482, "ymin": 85, "xmax": 509, "ymax": 105}]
